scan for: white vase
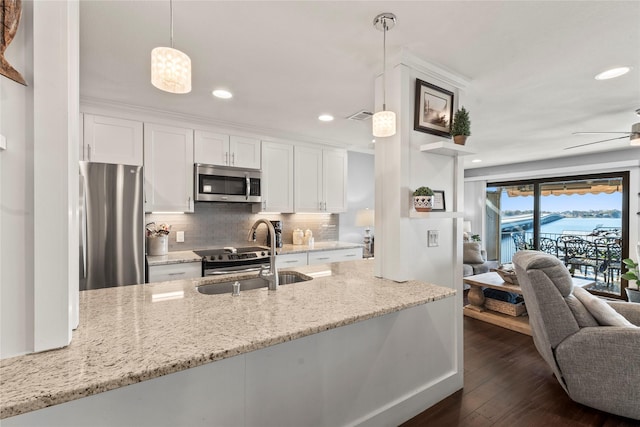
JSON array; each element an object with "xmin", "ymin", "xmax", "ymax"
[{"xmin": 147, "ymin": 235, "xmax": 168, "ymax": 256}]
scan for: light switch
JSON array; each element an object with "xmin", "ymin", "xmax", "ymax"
[
  {"xmin": 427, "ymin": 230, "xmax": 439, "ymax": 247},
  {"xmin": 176, "ymin": 231, "xmax": 185, "ymax": 243}
]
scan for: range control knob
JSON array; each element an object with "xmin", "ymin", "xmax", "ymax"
[
  {"xmin": 261, "ymin": 251, "xmax": 266, "ymax": 256},
  {"xmin": 218, "ymin": 255, "xmax": 223, "ymax": 260}
]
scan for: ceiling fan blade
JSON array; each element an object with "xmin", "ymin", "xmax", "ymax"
[
  {"xmin": 572, "ymin": 131, "xmax": 632, "ymax": 135},
  {"xmin": 564, "ymin": 135, "xmax": 630, "ymax": 150}
]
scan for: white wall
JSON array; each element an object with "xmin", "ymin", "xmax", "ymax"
[
  {"xmin": 339, "ymin": 151, "xmax": 375, "ymax": 245},
  {"xmin": 0, "ymin": 1, "xmax": 78, "ymax": 359}
]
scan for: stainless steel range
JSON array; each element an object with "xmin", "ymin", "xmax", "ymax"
[{"xmin": 194, "ymin": 246, "xmax": 272, "ymax": 276}]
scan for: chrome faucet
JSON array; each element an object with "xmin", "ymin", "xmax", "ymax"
[{"xmin": 248, "ymin": 219, "xmax": 279, "ymax": 290}]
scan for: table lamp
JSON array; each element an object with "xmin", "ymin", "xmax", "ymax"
[
  {"xmin": 356, "ymin": 208, "xmax": 375, "ymax": 258},
  {"xmin": 463, "ymin": 221, "xmax": 472, "ymax": 241}
]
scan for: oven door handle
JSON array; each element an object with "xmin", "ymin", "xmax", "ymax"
[
  {"xmin": 246, "ymin": 175, "xmax": 250, "ymax": 200},
  {"xmin": 204, "ymin": 265, "xmax": 268, "ymax": 276}
]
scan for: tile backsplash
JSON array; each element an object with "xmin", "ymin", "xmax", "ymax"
[{"xmin": 146, "ymin": 203, "xmax": 339, "ymax": 252}]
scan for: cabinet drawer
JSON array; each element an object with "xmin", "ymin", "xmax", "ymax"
[
  {"xmin": 148, "ymin": 262, "xmax": 201, "ymax": 283},
  {"xmin": 276, "ymin": 252, "xmax": 308, "ymax": 268},
  {"xmin": 308, "ymin": 248, "xmax": 362, "ymax": 265}
]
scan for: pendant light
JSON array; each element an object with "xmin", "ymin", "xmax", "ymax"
[
  {"xmin": 151, "ymin": 0, "xmax": 192, "ymax": 94},
  {"xmin": 372, "ymin": 13, "xmax": 397, "ymax": 138}
]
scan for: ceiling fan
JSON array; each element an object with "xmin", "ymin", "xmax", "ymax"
[{"xmin": 565, "ymin": 122, "xmax": 640, "ymax": 150}]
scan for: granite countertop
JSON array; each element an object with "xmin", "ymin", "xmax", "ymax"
[
  {"xmin": 146, "ymin": 241, "xmax": 364, "ymax": 266},
  {"xmin": 0, "ymin": 260, "xmax": 455, "ymax": 419}
]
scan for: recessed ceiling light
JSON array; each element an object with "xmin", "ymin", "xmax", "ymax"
[
  {"xmin": 471, "ymin": 159, "xmax": 482, "ymax": 163},
  {"xmin": 212, "ymin": 89, "xmax": 233, "ymax": 99},
  {"xmin": 318, "ymin": 114, "xmax": 334, "ymax": 122},
  {"xmin": 594, "ymin": 67, "xmax": 630, "ymax": 80},
  {"xmin": 372, "ymin": 139, "xmax": 376, "ymax": 143}
]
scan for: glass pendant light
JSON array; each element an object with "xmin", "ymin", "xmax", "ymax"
[
  {"xmin": 372, "ymin": 13, "xmax": 397, "ymax": 138},
  {"xmin": 151, "ymin": 0, "xmax": 192, "ymax": 94}
]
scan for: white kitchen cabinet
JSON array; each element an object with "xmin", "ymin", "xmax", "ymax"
[
  {"xmin": 144, "ymin": 123, "xmax": 194, "ymax": 213},
  {"xmin": 194, "ymin": 131, "xmax": 261, "ymax": 169},
  {"xmin": 82, "ymin": 114, "xmax": 143, "ymax": 165},
  {"xmin": 294, "ymin": 146, "xmax": 347, "ymax": 213},
  {"xmin": 260, "ymin": 141, "xmax": 294, "ymax": 212},
  {"xmin": 307, "ymin": 247, "xmax": 362, "ymax": 265},
  {"xmin": 275, "ymin": 252, "xmax": 307, "ymax": 268},
  {"xmin": 147, "ymin": 262, "xmax": 201, "ymax": 283}
]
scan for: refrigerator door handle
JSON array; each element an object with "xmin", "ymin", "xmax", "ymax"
[{"xmin": 79, "ymin": 177, "xmax": 88, "ymax": 279}]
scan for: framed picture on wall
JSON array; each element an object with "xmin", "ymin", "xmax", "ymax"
[
  {"xmin": 414, "ymin": 79, "xmax": 453, "ymax": 138},
  {"xmin": 432, "ymin": 190, "xmax": 446, "ymax": 211}
]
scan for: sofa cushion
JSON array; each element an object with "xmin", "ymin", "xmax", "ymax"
[
  {"xmin": 463, "ymin": 242, "xmax": 484, "ymax": 264},
  {"xmin": 572, "ymin": 287, "xmax": 637, "ymax": 328},
  {"xmin": 565, "ymin": 294, "xmax": 599, "ymax": 327}
]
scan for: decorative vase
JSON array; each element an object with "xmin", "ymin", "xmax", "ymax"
[
  {"xmin": 453, "ymin": 135, "xmax": 468, "ymax": 146},
  {"xmin": 147, "ymin": 235, "xmax": 168, "ymax": 256},
  {"xmin": 413, "ymin": 195, "xmax": 433, "ymax": 212},
  {"xmin": 625, "ymin": 287, "xmax": 640, "ymax": 303}
]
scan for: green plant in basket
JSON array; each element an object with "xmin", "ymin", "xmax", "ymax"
[{"xmin": 412, "ymin": 186, "xmax": 434, "ymax": 197}]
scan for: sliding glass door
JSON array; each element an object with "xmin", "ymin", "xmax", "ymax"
[{"xmin": 486, "ymin": 172, "xmax": 629, "ymax": 298}]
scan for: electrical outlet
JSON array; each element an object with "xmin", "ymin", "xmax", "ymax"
[
  {"xmin": 427, "ymin": 230, "xmax": 439, "ymax": 247},
  {"xmin": 176, "ymin": 231, "xmax": 185, "ymax": 243}
]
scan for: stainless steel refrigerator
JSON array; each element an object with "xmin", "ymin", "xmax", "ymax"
[{"xmin": 79, "ymin": 161, "xmax": 145, "ymax": 290}]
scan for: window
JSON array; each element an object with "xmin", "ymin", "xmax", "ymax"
[{"xmin": 486, "ymin": 172, "xmax": 629, "ymax": 299}]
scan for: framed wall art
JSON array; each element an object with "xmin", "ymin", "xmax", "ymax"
[
  {"xmin": 414, "ymin": 79, "xmax": 453, "ymax": 138},
  {"xmin": 431, "ymin": 190, "xmax": 446, "ymax": 211}
]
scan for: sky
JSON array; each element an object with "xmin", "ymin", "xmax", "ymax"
[{"xmin": 500, "ymin": 191, "xmax": 622, "ymax": 212}]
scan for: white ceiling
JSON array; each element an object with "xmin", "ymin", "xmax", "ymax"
[{"xmin": 79, "ymin": 1, "xmax": 640, "ymax": 168}]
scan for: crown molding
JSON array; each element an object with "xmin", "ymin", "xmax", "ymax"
[{"xmin": 396, "ymin": 49, "xmax": 471, "ymax": 90}]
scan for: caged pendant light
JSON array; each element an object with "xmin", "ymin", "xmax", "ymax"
[
  {"xmin": 151, "ymin": 0, "xmax": 192, "ymax": 94},
  {"xmin": 372, "ymin": 13, "xmax": 397, "ymax": 138}
]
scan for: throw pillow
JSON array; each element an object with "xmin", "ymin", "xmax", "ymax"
[
  {"xmin": 572, "ymin": 286, "xmax": 637, "ymax": 327},
  {"xmin": 463, "ymin": 242, "xmax": 484, "ymax": 264}
]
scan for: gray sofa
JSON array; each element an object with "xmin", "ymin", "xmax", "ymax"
[
  {"xmin": 463, "ymin": 242, "xmax": 499, "ymax": 277},
  {"xmin": 513, "ymin": 250, "xmax": 640, "ymax": 420}
]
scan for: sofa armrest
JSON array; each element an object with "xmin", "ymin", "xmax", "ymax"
[{"xmin": 607, "ymin": 301, "xmax": 640, "ymax": 326}]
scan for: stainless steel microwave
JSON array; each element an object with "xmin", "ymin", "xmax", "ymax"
[{"xmin": 195, "ymin": 164, "xmax": 262, "ymax": 203}]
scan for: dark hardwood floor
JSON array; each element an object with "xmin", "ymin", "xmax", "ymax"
[{"xmin": 401, "ymin": 316, "xmax": 639, "ymax": 427}]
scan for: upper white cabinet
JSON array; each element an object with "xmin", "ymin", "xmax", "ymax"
[
  {"xmin": 144, "ymin": 123, "xmax": 194, "ymax": 213},
  {"xmin": 294, "ymin": 147, "xmax": 347, "ymax": 213},
  {"xmin": 322, "ymin": 149, "xmax": 348, "ymax": 213},
  {"xmin": 261, "ymin": 141, "xmax": 294, "ymax": 212},
  {"xmin": 194, "ymin": 131, "xmax": 261, "ymax": 169},
  {"xmin": 82, "ymin": 114, "xmax": 143, "ymax": 165}
]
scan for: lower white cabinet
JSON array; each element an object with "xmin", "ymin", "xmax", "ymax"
[
  {"xmin": 308, "ymin": 248, "xmax": 363, "ymax": 265},
  {"xmin": 148, "ymin": 262, "xmax": 201, "ymax": 283},
  {"xmin": 277, "ymin": 247, "xmax": 363, "ymax": 267},
  {"xmin": 275, "ymin": 252, "xmax": 308, "ymax": 268}
]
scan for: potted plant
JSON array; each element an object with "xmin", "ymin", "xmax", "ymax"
[
  {"xmin": 451, "ymin": 106, "xmax": 471, "ymax": 145},
  {"xmin": 413, "ymin": 186, "xmax": 434, "ymax": 212},
  {"xmin": 622, "ymin": 258, "xmax": 640, "ymax": 303}
]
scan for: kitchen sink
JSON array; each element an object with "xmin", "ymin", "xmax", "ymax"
[{"xmin": 196, "ymin": 272, "xmax": 312, "ymax": 295}]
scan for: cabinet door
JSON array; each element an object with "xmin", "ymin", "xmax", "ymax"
[
  {"xmin": 261, "ymin": 141, "xmax": 294, "ymax": 212},
  {"xmin": 83, "ymin": 114, "xmax": 143, "ymax": 165},
  {"xmin": 230, "ymin": 136, "xmax": 261, "ymax": 169},
  {"xmin": 323, "ymin": 149, "xmax": 347, "ymax": 213},
  {"xmin": 194, "ymin": 130, "xmax": 230, "ymax": 166},
  {"xmin": 294, "ymin": 146, "xmax": 323, "ymax": 212},
  {"xmin": 144, "ymin": 123, "xmax": 194, "ymax": 213},
  {"xmin": 147, "ymin": 262, "xmax": 202, "ymax": 283},
  {"xmin": 275, "ymin": 252, "xmax": 308, "ymax": 268}
]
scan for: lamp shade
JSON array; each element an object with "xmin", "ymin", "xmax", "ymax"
[
  {"xmin": 151, "ymin": 47, "xmax": 192, "ymax": 94},
  {"xmin": 463, "ymin": 221, "xmax": 472, "ymax": 233},
  {"xmin": 372, "ymin": 110, "xmax": 396, "ymax": 137},
  {"xmin": 356, "ymin": 209, "xmax": 375, "ymax": 227}
]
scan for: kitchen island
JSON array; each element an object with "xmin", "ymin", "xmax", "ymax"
[{"xmin": 1, "ymin": 260, "xmax": 460, "ymax": 426}]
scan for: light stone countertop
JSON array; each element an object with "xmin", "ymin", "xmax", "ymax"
[
  {"xmin": 146, "ymin": 241, "xmax": 364, "ymax": 266},
  {"xmin": 0, "ymin": 260, "xmax": 455, "ymax": 419}
]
